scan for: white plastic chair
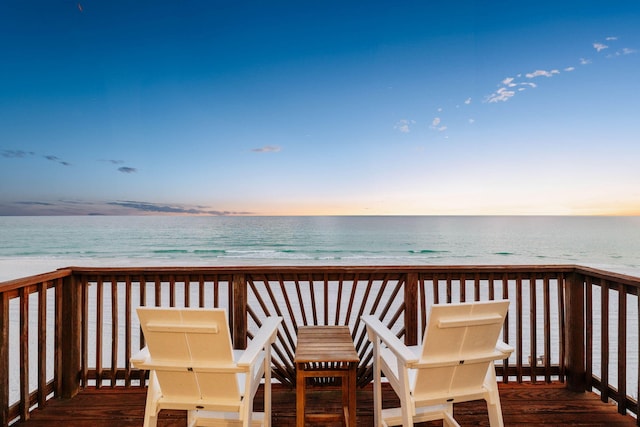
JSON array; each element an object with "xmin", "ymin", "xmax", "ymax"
[
  {"xmin": 362, "ymin": 299, "xmax": 513, "ymax": 427},
  {"xmin": 131, "ymin": 307, "xmax": 281, "ymax": 427}
]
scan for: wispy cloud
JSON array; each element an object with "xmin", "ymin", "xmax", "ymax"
[
  {"xmin": 251, "ymin": 145, "xmax": 282, "ymax": 153},
  {"xmin": 430, "ymin": 117, "xmax": 447, "ymax": 132},
  {"xmin": 525, "ymin": 69, "xmax": 560, "ymax": 78},
  {"xmin": 593, "ymin": 42, "xmax": 609, "ymax": 52},
  {"xmin": 486, "ymin": 87, "xmax": 516, "ymax": 103},
  {"xmin": 482, "ymin": 37, "xmax": 638, "ymax": 106},
  {"xmin": 0, "ymin": 199, "xmax": 253, "ymax": 216},
  {"xmin": 118, "ymin": 167, "xmax": 137, "ymax": 173},
  {"xmin": 394, "ymin": 119, "xmax": 415, "ymax": 133},
  {"xmin": 16, "ymin": 201, "xmax": 54, "ymax": 206},
  {"xmin": 108, "ymin": 200, "xmax": 251, "ymax": 215},
  {"xmin": 44, "ymin": 155, "xmax": 71, "ymax": 166},
  {"xmin": 2, "ymin": 149, "xmax": 35, "ymax": 158}
]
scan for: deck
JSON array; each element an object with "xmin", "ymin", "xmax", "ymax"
[
  {"xmin": 3, "ymin": 265, "xmax": 640, "ymax": 426},
  {"xmin": 15, "ymin": 382, "xmax": 636, "ymax": 426}
]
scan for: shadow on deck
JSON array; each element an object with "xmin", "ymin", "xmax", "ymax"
[{"xmin": 15, "ymin": 382, "xmax": 636, "ymax": 427}]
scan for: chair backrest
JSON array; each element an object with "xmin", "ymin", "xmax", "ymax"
[
  {"xmin": 413, "ymin": 300, "xmax": 509, "ymax": 399},
  {"xmin": 137, "ymin": 307, "xmax": 241, "ymax": 404}
]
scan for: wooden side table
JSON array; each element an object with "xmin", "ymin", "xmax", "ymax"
[{"xmin": 295, "ymin": 326, "xmax": 359, "ymax": 427}]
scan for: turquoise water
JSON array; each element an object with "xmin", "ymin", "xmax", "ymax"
[{"xmin": 2, "ymin": 215, "xmax": 640, "ymax": 281}]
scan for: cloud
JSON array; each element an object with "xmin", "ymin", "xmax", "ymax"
[
  {"xmin": 502, "ymin": 77, "xmax": 516, "ymax": 87},
  {"xmin": 2, "ymin": 149, "xmax": 35, "ymax": 158},
  {"xmin": 108, "ymin": 200, "xmax": 251, "ymax": 215},
  {"xmin": 431, "ymin": 117, "xmax": 441, "ymax": 127},
  {"xmin": 525, "ymin": 69, "xmax": 560, "ymax": 78},
  {"xmin": 464, "ymin": 98, "xmax": 471, "ymax": 105},
  {"xmin": 394, "ymin": 119, "xmax": 415, "ymax": 133},
  {"xmin": 44, "ymin": 154, "xmax": 71, "ymax": 166},
  {"xmin": 606, "ymin": 36, "xmax": 618, "ymax": 41},
  {"xmin": 593, "ymin": 42, "xmax": 608, "ymax": 52},
  {"xmin": 251, "ymin": 145, "xmax": 282, "ymax": 153},
  {"xmin": 486, "ymin": 87, "xmax": 516, "ymax": 103},
  {"xmin": 118, "ymin": 166, "xmax": 137, "ymax": 173},
  {"xmin": 16, "ymin": 201, "xmax": 54, "ymax": 206},
  {"xmin": 580, "ymin": 58, "xmax": 592, "ymax": 65},
  {"xmin": 564, "ymin": 66, "xmax": 575, "ymax": 72}
]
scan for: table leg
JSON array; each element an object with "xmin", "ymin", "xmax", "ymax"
[
  {"xmin": 296, "ymin": 364, "xmax": 305, "ymax": 427},
  {"xmin": 349, "ymin": 363, "xmax": 357, "ymax": 427}
]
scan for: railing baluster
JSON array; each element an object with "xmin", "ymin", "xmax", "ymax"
[
  {"xmin": 585, "ymin": 278, "xmax": 593, "ymax": 392},
  {"xmin": 198, "ymin": 274, "xmax": 205, "ymax": 308},
  {"xmin": 125, "ymin": 276, "xmax": 132, "ymax": 387},
  {"xmin": 334, "ymin": 277, "xmax": 344, "ymax": 326},
  {"xmin": 96, "ymin": 278, "xmax": 103, "ymax": 388},
  {"xmin": 618, "ymin": 284, "xmax": 627, "ymax": 414},
  {"xmin": 38, "ymin": 282, "xmax": 47, "ymax": 407},
  {"xmin": 110, "ymin": 278, "xmax": 118, "ymax": 387},
  {"xmin": 19, "ymin": 287, "xmax": 29, "ymax": 420},
  {"xmin": 55, "ymin": 279, "xmax": 63, "ymax": 396},
  {"xmin": 557, "ymin": 273, "xmax": 566, "ymax": 383},
  {"xmin": 516, "ymin": 275, "xmax": 523, "ymax": 383},
  {"xmin": 502, "ymin": 273, "xmax": 510, "ymax": 383},
  {"xmin": 601, "ymin": 280, "xmax": 610, "ymax": 402},
  {"xmin": 0, "ymin": 292, "xmax": 9, "ymax": 427},
  {"xmin": 543, "ymin": 275, "xmax": 551, "ymax": 383},
  {"xmin": 530, "ymin": 276, "xmax": 538, "ymax": 383}
]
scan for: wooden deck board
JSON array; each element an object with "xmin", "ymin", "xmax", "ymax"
[{"xmin": 15, "ymin": 382, "xmax": 637, "ymax": 426}]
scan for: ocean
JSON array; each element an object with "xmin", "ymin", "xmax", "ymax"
[{"xmin": 2, "ymin": 215, "xmax": 640, "ymax": 282}]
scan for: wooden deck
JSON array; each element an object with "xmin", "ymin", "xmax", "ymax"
[{"xmin": 15, "ymin": 382, "xmax": 636, "ymax": 426}]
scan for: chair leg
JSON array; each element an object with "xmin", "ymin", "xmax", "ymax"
[
  {"xmin": 143, "ymin": 371, "xmax": 161, "ymax": 427},
  {"xmin": 484, "ymin": 365, "xmax": 505, "ymax": 427},
  {"xmin": 372, "ymin": 344, "xmax": 383, "ymax": 426}
]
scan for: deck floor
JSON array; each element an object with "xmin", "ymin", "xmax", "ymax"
[{"xmin": 16, "ymin": 382, "xmax": 637, "ymax": 426}]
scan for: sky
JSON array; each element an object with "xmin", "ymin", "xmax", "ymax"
[{"xmin": 1, "ymin": 1, "xmax": 639, "ymax": 216}]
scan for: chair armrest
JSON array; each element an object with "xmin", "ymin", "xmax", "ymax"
[
  {"xmin": 361, "ymin": 315, "xmax": 418, "ymax": 365},
  {"xmin": 496, "ymin": 341, "xmax": 514, "ymax": 357},
  {"xmin": 236, "ymin": 316, "xmax": 282, "ymax": 368},
  {"xmin": 130, "ymin": 347, "xmax": 150, "ymax": 368}
]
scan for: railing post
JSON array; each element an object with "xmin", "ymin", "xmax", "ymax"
[
  {"xmin": 404, "ymin": 273, "xmax": 419, "ymax": 346},
  {"xmin": 232, "ymin": 273, "xmax": 247, "ymax": 350},
  {"xmin": 1, "ymin": 293, "xmax": 8, "ymax": 426},
  {"xmin": 565, "ymin": 271, "xmax": 586, "ymax": 392},
  {"xmin": 60, "ymin": 274, "xmax": 81, "ymax": 398}
]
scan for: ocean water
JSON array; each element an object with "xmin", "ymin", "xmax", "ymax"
[{"xmin": 2, "ymin": 215, "xmax": 640, "ymax": 282}]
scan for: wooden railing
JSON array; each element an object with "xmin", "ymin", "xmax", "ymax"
[{"xmin": 1, "ymin": 265, "xmax": 638, "ymax": 425}]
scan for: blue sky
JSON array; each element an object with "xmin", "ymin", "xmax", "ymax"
[{"xmin": 1, "ymin": 1, "xmax": 639, "ymax": 216}]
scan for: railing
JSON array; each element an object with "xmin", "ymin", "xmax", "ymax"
[{"xmin": 0, "ymin": 265, "xmax": 638, "ymax": 426}]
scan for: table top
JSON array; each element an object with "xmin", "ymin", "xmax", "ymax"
[{"xmin": 294, "ymin": 326, "xmax": 359, "ymax": 364}]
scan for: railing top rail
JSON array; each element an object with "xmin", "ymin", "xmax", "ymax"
[
  {"xmin": 3, "ymin": 264, "xmax": 640, "ymax": 290},
  {"xmin": 65, "ymin": 264, "xmax": 579, "ymax": 275},
  {"xmin": 0, "ymin": 268, "xmax": 72, "ymax": 292},
  {"xmin": 574, "ymin": 265, "xmax": 640, "ymax": 288}
]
